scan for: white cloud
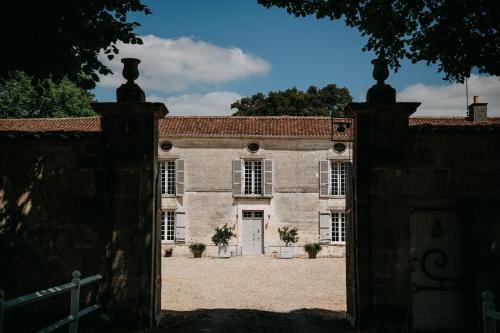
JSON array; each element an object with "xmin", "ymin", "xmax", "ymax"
[
  {"xmin": 148, "ymin": 91, "xmax": 243, "ymax": 116},
  {"xmin": 399, "ymin": 75, "xmax": 500, "ymax": 117},
  {"xmin": 98, "ymin": 35, "xmax": 270, "ymax": 93}
]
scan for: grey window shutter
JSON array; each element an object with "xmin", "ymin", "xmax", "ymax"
[
  {"xmin": 319, "ymin": 212, "xmax": 331, "ymax": 243},
  {"xmin": 175, "ymin": 159, "xmax": 185, "ymax": 196},
  {"xmin": 263, "ymin": 159, "xmax": 273, "ymax": 197},
  {"xmin": 319, "ymin": 160, "xmax": 329, "ymax": 198},
  {"xmin": 175, "ymin": 212, "xmax": 186, "ymax": 241},
  {"xmin": 346, "ymin": 162, "xmax": 354, "ymax": 210},
  {"xmin": 232, "ymin": 160, "xmax": 242, "ymax": 197}
]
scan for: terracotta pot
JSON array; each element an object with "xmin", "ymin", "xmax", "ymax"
[
  {"xmin": 193, "ymin": 251, "xmax": 202, "ymax": 258},
  {"xmin": 307, "ymin": 252, "xmax": 317, "ymax": 259}
]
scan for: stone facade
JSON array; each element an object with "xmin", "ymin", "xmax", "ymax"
[{"xmin": 158, "ymin": 134, "xmax": 352, "ymax": 258}]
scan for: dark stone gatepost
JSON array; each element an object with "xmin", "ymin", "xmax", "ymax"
[
  {"xmin": 346, "ymin": 58, "xmax": 420, "ymax": 329},
  {"xmin": 92, "ymin": 58, "xmax": 167, "ymax": 328}
]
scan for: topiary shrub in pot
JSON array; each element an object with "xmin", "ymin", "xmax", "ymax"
[
  {"xmin": 189, "ymin": 243, "xmax": 206, "ymax": 258},
  {"xmin": 212, "ymin": 223, "xmax": 236, "ymax": 258},
  {"xmin": 164, "ymin": 247, "xmax": 174, "ymax": 257},
  {"xmin": 278, "ymin": 226, "xmax": 299, "ymax": 259},
  {"xmin": 304, "ymin": 243, "xmax": 322, "ymax": 259}
]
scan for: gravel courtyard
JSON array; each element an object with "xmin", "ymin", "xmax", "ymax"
[{"xmin": 161, "ymin": 256, "xmax": 346, "ymax": 313}]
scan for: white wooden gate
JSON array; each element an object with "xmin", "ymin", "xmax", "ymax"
[
  {"xmin": 410, "ymin": 200, "xmax": 463, "ymax": 330},
  {"xmin": 242, "ymin": 211, "xmax": 263, "ymax": 255}
]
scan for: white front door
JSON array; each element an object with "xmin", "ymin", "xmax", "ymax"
[
  {"xmin": 410, "ymin": 201, "xmax": 463, "ymax": 330},
  {"xmin": 242, "ymin": 211, "xmax": 263, "ymax": 255}
]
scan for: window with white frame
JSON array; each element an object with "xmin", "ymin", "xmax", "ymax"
[
  {"xmin": 331, "ymin": 212, "xmax": 346, "ymax": 243},
  {"xmin": 331, "ymin": 161, "xmax": 347, "ymax": 196},
  {"xmin": 160, "ymin": 160, "xmax": 175, "ymax": 195},
  {"xmin": 161, "ymin": 211, "xmax": 175, "ymax": 242},
  {"xmin": 244, "ymin": 160, "xmax": 262, "ymax": 195}
]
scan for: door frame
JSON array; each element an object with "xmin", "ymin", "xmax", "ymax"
[
  {"xmin": 236, "ymin": 204, "xmax": 270, "ymax": 255},
  {"xmin": 242, "ymin": 210, "xmax": 264, "ymax": 255}
]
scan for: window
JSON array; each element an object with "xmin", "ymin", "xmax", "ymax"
[
  {"xmin": 247, "ymin": 142, "xmax": 260, "ymax": 153},
  {"xmin": 244, "ymin": 160, "xmax": 262, "ymax": 195},
  {"xmin": 331, "ymin": 161, "xmax": 347, "ymax": 196},
  {"xmin": 333, "ymin": 143, "xmax": 346, "ymax": 153},
  {"xmin": 233, "ymin": 159, "xmax": 273, "ymax": 197},
  {"xmin": 161, "ymin": 211, "xmax": 175, "ymax": 242},
  {"xmin": 160, "ymin": 160, "xmax": 175, "ymax": 195},
  {"xmin": 331, "ymin": 212, "xmax": 346, "ymax": 243},
  {"xmin": 160, "ymin": 141, "xmax": 173, "ymax": 151}
]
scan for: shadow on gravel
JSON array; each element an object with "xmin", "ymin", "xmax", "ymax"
[{"xmin": 155, "ymin": 308, "xmax": 351, "ymax": 333}]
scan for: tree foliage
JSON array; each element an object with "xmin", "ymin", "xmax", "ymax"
[
  {"xmin": 0, "ymin": 72, "xmax": 96, "ymax": 118},
  {"xmin": 278, "ymin": 226, "xmax": 299, "ymax": 247},
  {"xmin": 258, "ymin": 0, "xmax": 500, "ymax": 82},
  {"xmin": 231, "ymin": 84, "xmax": 352, "ymax": 117},
  {"xmin": 212, "ymin": 224, "xmax": 236, "ymax": 247},
  {"xmin": 0, "ymin": 1, "xmax": 151, "ymax": 89}
]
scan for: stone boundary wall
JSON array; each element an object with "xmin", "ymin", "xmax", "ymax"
[{"xmin": 0, "ymin": 133, "xmax": 108, "ymax": 330}]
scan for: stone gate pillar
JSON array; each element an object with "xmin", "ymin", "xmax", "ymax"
[
  {"xmin": 92, "ymin": 58, "xmax": 168, "ymax": 327},
  {"xmin": 346, "ymin": 58, "xmax": 419, "ymax": 328}
]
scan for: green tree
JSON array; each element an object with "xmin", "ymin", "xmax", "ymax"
[
  {"xmin": 0, "ymin": 1, "xmax": 151, "ymax": 89},
  {"xmin": 231, "ymin": 84, "xmax": 352, "ymax": 117},
  {"xmin": 258, "ymin": 0, "xmax": 500, "ymax": 82},
  {"xmin": 0, "ymin": 72, "xmax": 96, "ymax": 118}
]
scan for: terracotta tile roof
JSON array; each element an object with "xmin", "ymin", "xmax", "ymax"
[
  {"xmin": 409, "ymin": 117, "xmax": 500, "ymax": 126},
  {"xmin": 0, "ymin": 117, "xmax": 101, "ymax": 132},
  {"xmin": 158, "ymin": 116, "xmax": 352, "ymax": 138},
  {"xmin": 0, "ymin": 116, "xmax": 499, "ymax": 137}
]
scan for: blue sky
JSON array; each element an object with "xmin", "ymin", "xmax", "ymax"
[{"xmin": 93, "ymin": 0, "xmax": 500, "ymax": 117}]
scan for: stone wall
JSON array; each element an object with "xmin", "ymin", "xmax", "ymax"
[
  {"xmin": 0, "ymin": 103, "xmax": 166, "ymax": 331},
  {"xmin": 406, "ymin": 128, "xmax": 500, "ymax": 331},
  {"xmin": 347, "ymin": 97, "xmax": 500, "ymax": 331},
  {"xmin": 0, "ymin": 133, "xmax": 108, "ymax": 330},
  {"xmin": 158, "ymin": 137, "xmax": 351, "ymax": 257}
]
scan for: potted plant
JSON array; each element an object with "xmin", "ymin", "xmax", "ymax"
[
  {"xmin": 189, "ymin": 243, "xmax": 206, "ymax": 258},
  {"xmin": 212, "ymin": 224, "xmax": 236, "ymax": 258},
  {"xmin": 164, "ymin": 247, "xmax": 174, "ymax": 257},
  {"xmin": 304, "ymin": 243, "xmax": 322, "ymax": 259},
  {"xmin": 278, "ymin": 226, "xmax": 299, "ymax": 259}
]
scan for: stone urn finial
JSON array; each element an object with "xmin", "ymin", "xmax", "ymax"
[
  {"xmin": 121, "ymin": 58, "xmax": 141, "ymax": 83},
  {"xmin": 116, "ymin": 58, "xmax": 145, "ymax": 103},
  {"xmin": 366, "ymin": 54, "xmax": 396, "ymax": 103},
  {"xmin": 372, "ymin": 57, "xmax": 389, "ymax": 86}
]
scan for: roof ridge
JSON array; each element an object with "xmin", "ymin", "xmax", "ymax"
[
  {"xmin": 161, "ymin": 116, "xmax": 351, "ymax": 119},
  {"xmin": 0, "ymin": 116, "xmax": 100, "ymax": 121}
]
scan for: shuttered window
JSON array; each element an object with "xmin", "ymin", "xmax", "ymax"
[
  {"xmin": 331, "ymin": 161, "xmax": 347, "ymax": 196},
  {"xmin": 160, "ymin": 161, "xmax": 175, "ymax": 195},
  {"xmin": 233, "ymin": 159, "xmax": 273, "ymax": 197},
  {"xmin": 160, "ymin": 160, "xmax": 185, "ymax": 196},
  {"xmin": 161, "ymin": 211, "xmax": 175, "ymax": 242},
  {"xmin": 331, "ymin": 212, "xmax": 346, "ymax": 243},
  {"xmin": 244, "ymin": 161, "xmax": 262, "ymax": 195}
]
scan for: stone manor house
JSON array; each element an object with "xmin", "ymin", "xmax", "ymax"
[{"xmin": 157, "ymin": 116, "xmax": 353, "ymax": 257}]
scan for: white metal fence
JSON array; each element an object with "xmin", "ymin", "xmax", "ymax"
[
  {"xmin": 0, "ymin": 271, "xmax": 102, "ymax": 333},
  {"xmin": 483, "ymin": 290, "xmax": 500, "ymax": 333}
]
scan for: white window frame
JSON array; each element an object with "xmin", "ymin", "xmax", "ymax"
[
  {"xmin": 243, "ymin": 160, "xmax": 263, "ymax": 196},
  {"xmin": 160, "ymin": 160, "xmax": 176, "ymax": 197},
  {"xmin": 331, "ymin": 211, "xmax": 346, "ymax": 244},
  {"xmin": 161, "ymin": 211, "xmax": 175, "ymax": 243},
  {"xmin": 330, "ymin": 161, "xmax": 347, "ymax": 197}
]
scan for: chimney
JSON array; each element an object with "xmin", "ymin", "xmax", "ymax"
[{"xmin": 467, "ymin": 95, "xmax": 488, "ymax": 122}]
